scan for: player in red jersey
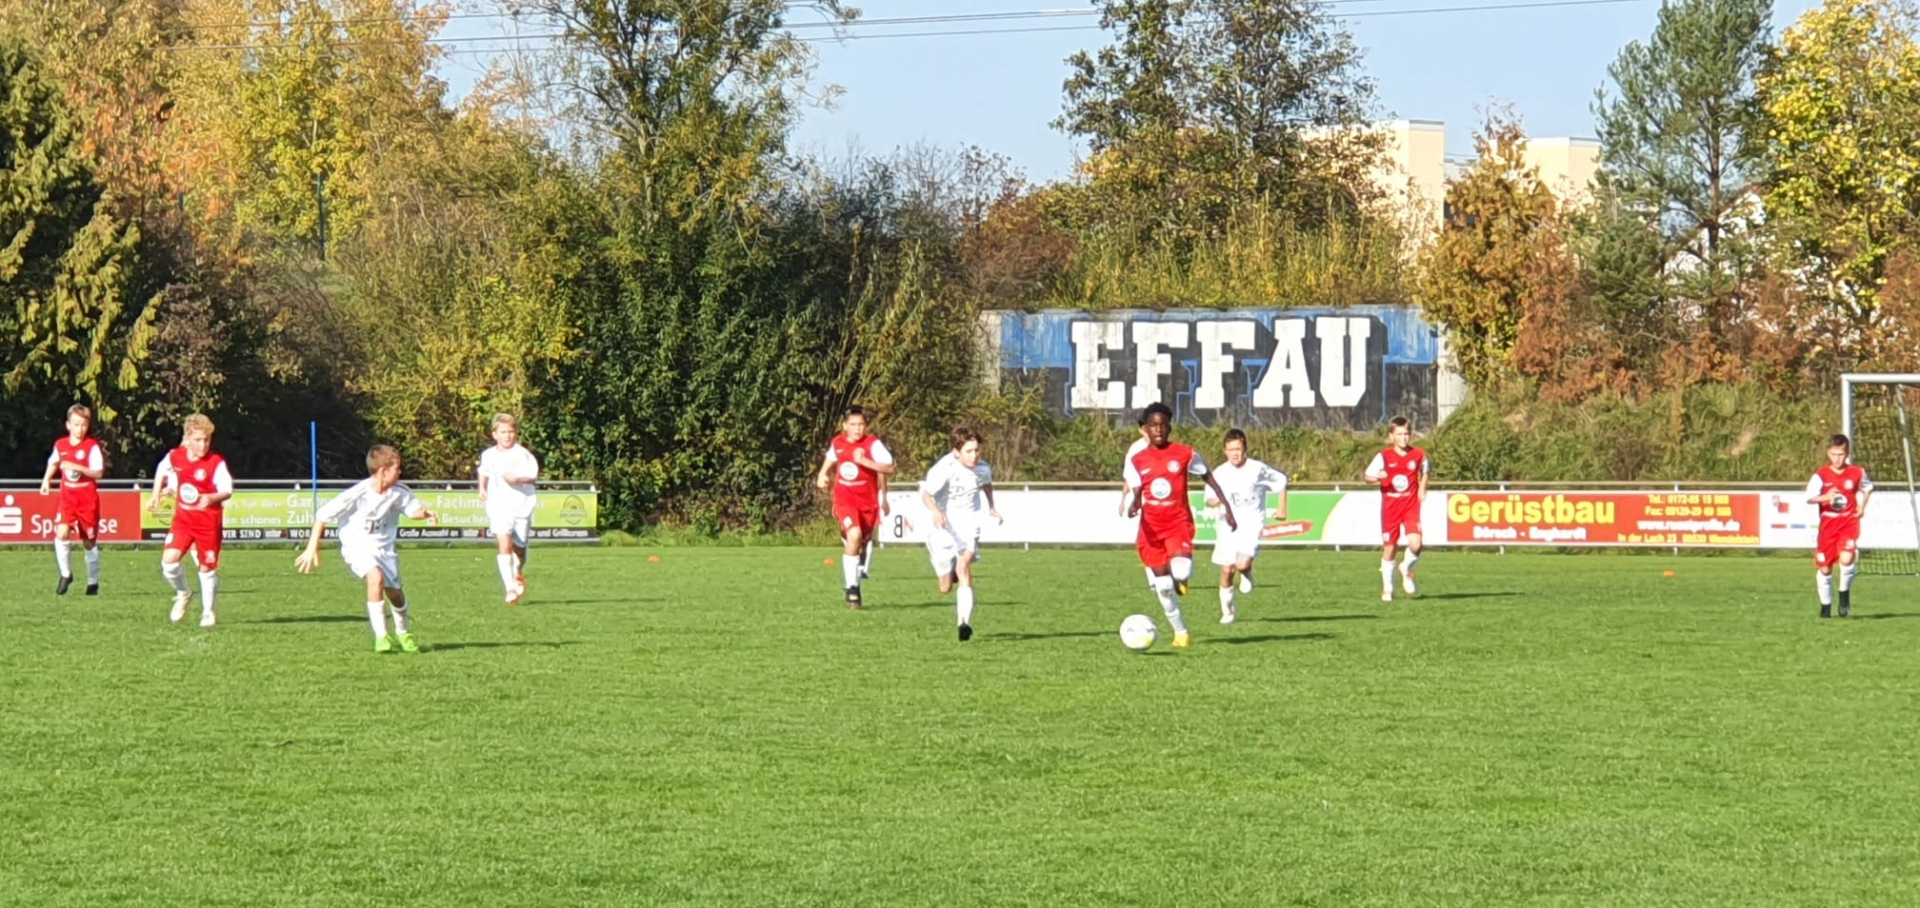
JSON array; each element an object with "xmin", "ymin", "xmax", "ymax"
[
  {"xmin": 1807, "ymin": 433, "xmax": 1872, "ymax": 618},
  {"xmin": 39, "ymin": 404, "xmax": 107, "ymax": 596},
  {"xmin": 147, "ymin": 414, "xmax": 234, "ymax": 627},
  {"xmin": 1364, "ymin": 416, "xmax": 1429, "ymax": 602},
  {"xmin": 1126, "ymin": 402, "xmax": 1236, "ymax": 649},
  {"xmin": 815, "ymin": 406, "xmax": 895, "ymax": 608}
]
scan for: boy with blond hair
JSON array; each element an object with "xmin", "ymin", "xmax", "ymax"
[{"xmin": 478, "ymin": 414, "xmax": 540, "ymax": 605}]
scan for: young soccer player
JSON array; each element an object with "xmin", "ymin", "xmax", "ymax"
[
  {"xmin": 1205, "ymin": 429, "xmax": 1288, "ymax": 624},
  {"xmin": 295, "ymin": 445, "xmax": 439, "ymax": 653},
  {"xmin": 815, "ymin": 406, "xmax": 896, "ymax": 608},
  {"xmin": 1807, "ymin": 433, "xmax": 1872, "ymax": 618},
  {"xmin": 148, "ymin": 414, "xmax": 232, "ymax": 627},
  {"xmin": 921, "ymin": 427, "xmax": 1003, "ymax": 641},
  {"xmin": 1126, "ymin": 403, "xmax": 1236, "ymax": 649},
  {"xmin": 40, "ymin": 404, "xmax": 106, "ymax": 595},
  {"xmin": 1365, "ymin": 416, "xmax": 1429, "ymax": 602},
  {"xmin": 478, "ymin": 414, "xmax": 540, "ymax": 606}
]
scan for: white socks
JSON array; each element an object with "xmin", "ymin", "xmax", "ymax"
[
  {"xmin": 390, "ymin": 601, "xmax": 410, "ymax": 635},
  {"xmin": 198, "ymin": 571, "xmax": 219, "ymax": 615},
  {"xmin": 54, "ymin": 538, "xmax": 72, "ymax": 578},
  {"xmin": 162, "ymin": 560, "xmax": 189, "ymax": 593},
  {"xmin": 1219, "ymin": 586, "xmax": 1235, "ymax": 617},
  {"xmin": 957, "ymin": 586, "xmax": 975, "ymax": 625},
  {"xmin": 1816, "ymin": 571, "xmax": 1833, "ymax": 605},
  {"xmin": 1380, "ymin": 559, "xmax": 1396, "ymax": 591},
  {"xmin": 1840, "ymin": 562, "xmax": 1858, "ymax": 592},
  {"xmin": 1170, "ymin": 556, "xmax": 1193, "ymax": 583},
  {"xmin": 367, "ymin": 601, "xmax": 387, "ymax": 637},
  {"xmin": 496, "ymin": 553, "xmax": 518, "ymax": 590},
  {"xmin": 85, "ymin": 547, "xmax": 101, "ymax": 584},
  {"xmin": 1401, "ymin": 550, "xmax": 1421, "ymax": 574},
  {"xmin": 842, "ymin": 554, "xmax": 861, "ymax": 589},
  {"xmin": 1153, "ymin": 575, "xmax": 1187, "ymax": 633}
]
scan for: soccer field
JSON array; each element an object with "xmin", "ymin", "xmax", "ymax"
[{"xmin": 4, "ymin": 547, "xmax": 1918, "ymax": 907}]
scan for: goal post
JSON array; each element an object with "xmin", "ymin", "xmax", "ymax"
[{"xmin": 1841, "ymin": 374, "xmax": 1920, "ymax": 575}]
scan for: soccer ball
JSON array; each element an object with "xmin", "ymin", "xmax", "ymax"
[{"xmin": 1119, "ymin": 614, "xmax": 1158, "ymax": 651}]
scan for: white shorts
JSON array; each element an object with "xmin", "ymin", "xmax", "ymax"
[
  {"xmin": 343, "ymin": 544, "xmax": 404, "ymax": 590},
  {"xmin": 489, "ymin": 513, "xmax": 530, "ymax": 547},
  {"xmin": 1211, "ymin": 523, "xmax": 1263, "ymax": 567},
  {"xmin": 927, "ymin": 523, "xmax": 980, "ymax": 575}
]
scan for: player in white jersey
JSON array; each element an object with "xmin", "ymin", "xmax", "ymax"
[
  {"xmin": 921, "ymin": 427, "xmax": 1002, "ymax": 641},
  {"xmin": 1119, "ymin": 422, "xmax": 1150, "ymax": 515},
  {"xmin": 478, "ymin": 413, "xmax": 540, "ymax": 605},
  {"xmin": 1204, "ymin": 429, "xmax": 1288, "ymax": 624},
  {"xmin": 295, "ymin": 445, "xmax": 439, "ymax": 654}
]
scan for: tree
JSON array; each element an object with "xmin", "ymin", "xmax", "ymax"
[
  {"xmin": 0, "ymin": 40, "xmax": 164, "ymax": 471},
  {"xmin": 1416, "ymin": 115, "xmax": 1564, "ymax": 391},
  {"xmin": 1754, "ymin": 0, "xmax": 1920, "ymax": 345},
  {"xmin": 1593, "ymin": 0, "xmax": 1772, "ymax": 274},
  {"xmin": 1056, "ymin": 0, "xmax": 1379, "ymax": 238}
]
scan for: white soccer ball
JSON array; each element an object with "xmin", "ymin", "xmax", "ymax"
[{"xmin": 1119, "ymin": 614, "xmax": 1158, "ymax": 651}]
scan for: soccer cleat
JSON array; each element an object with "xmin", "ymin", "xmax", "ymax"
[
  {"xmin": 1171, "ymin": 630, "xmax": 1192, "ymax": 649},
  {"xmin": 1381, "ymin": 590, "xmax": 1394, "ymax": 603},
  {"xmin": 516, "ymin": 573, "xmax": 527, "ymax": 595},
  {"xmin": 169, "ymin": 592, "xmax": 191, "ymax": 623},
  {"xmin": 505, "ymin": 585, "xmax": 523, "ymax": 607},
  {"xmin": 374, "ymin": 635, "xmax": 395, "ymax": 654},
  {"xmin": 395, "ymin": 632, "xmax": 420, "ymax": 654},
  {"xmin": 1401, "ymin": 571, "xmax": 1418, "ymax": 596},
  {"xmin": 56, "ymin": 574, "xmax": 73, "ymax": 596},
  {"xmin": 845, "ymin": 585, "xmax": 863, "ymax": 610},
  {"xmin": 1839, "ymin": 590, "xmax": 1852, "ymax": 618},
  {"xmin": 199, "ymin": 610, "xmax": 217, "ymax": 628},
  {"xmin": 1819, "ymin": 604, "xmax": 1832, "ymax": 619},
  {"xmin": 1220, "ymin": 604, "xmax": 1237, "ymax": 625},
  {"xmin": 958, "ymin": 623, "xmax": 973, "ymax": 642},
  {"xmin": 85, "ymin": 583, "xmax": 99, "ymax": 596},
  {"xmin": 1238, "ymin": 574, "xmax": 1253, "ymax": 595},
  {"xmin": 1174, "ymin": 578, "xmax": 1190, "ymax": 597}
]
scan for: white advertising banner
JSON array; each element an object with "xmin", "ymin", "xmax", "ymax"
[{"xmin": 880, "ymin": 487, "xmax": 1920, "ymax": 550}]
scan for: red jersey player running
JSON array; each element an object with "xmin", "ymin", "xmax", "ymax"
[
  {"xmin": 1807, "ymin": 433, "xmax": 1872, "ymax": 618},
  {"xmin": 1365, "ymin": 416, "xmax": 1429, "ymax": 602},
  {"xmin": 148, "ymin": 414, "xmax": 234, "ymax": 627},
  {"xmin": 1126, "ymin": 403, "xmax": 1236, "ymax": 649},
  {"xmin": 39, "ymin": 404, "xmax": 106, "ymax": 596},
  {"xmin": 816, "ymin": 406, "xmax": 896, "ymax": 608}
]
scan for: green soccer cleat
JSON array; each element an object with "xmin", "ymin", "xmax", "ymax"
[
  {"xmin": 395, "ymin": 632, "xmax": 420, "ymax": 654},
  {"xmin": 374, "ymin": 635, "xmax": 395, "ymax": 654}
]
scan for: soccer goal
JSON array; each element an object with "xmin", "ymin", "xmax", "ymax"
[{"xmin": 1841, "ymin": 374, "xmax": 1920, "ymax": 575}]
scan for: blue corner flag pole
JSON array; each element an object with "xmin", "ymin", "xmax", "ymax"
[{"xmin": 310, "ymin": 422, "xmax": 319, "ymax": 511}]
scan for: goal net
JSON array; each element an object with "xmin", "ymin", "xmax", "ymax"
[{"xmin": 1842, "ymin": 374, "xmax": 1920, "ymax": 575}]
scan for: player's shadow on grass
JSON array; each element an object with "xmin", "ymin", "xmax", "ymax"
[
  {"xmin": 892, "ymin": 600, "xmax": 1028, "ymax": 610},
  {"xmin": 1858, "ymin": 612, "xmax": 1920, "ymax": 621},
  {"xmin": 427, "ymin": 641, "xmax": 579, "ymax": 653},
  {"xmin": 1406, "ymin": 592, "xmax": 1519, "ymax": 601},
  {"xmin": 1212, "ymin": 632, "xmax": 1336, "ymax": 645},
  {"xmin": 993, "ymin": 630, "xmax": 1113, "ymax": 642},
  {"xmin": 249, "ymin": 615, "xmax": 365, "ymax": 625},
  {"xmin": 544, "ymin": 598, "xmax": 660, "ymax": 607},
  {"xmin": 1257, "ymin": 614, "xmax": 1379, "ymax": 624}
]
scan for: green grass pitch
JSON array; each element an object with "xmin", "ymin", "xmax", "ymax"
[{"xmin": 4, "ymin": 546, "xmax": 1919, "ymax": 907}]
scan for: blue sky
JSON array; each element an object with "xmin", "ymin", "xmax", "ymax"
[{"xmin": 437, "ymin": 0, "xmax": 1824, "ymax": 183}]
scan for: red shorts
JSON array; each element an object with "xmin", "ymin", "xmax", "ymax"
[
  {"xmin": 166, "ymin": 517, "xmax": 223, "ymax": 570},
  {"xmin": 1815, "ymin": 519, "xmax": 1860, "ymax": 568},
  {"xmin": 1382, "ymin": 496, "xmax": 1422, "ymax": 545},
  {"xmin": 56, "ymin": 493, "xmax": 100, "ymax": 541},
  {"xmin": 836, "ymin": 506, "xmax": 880, "ymax": 542},
  {"xmin": 1137, "ymin": 518, "xmax": 1196, "ymax": 570}
]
